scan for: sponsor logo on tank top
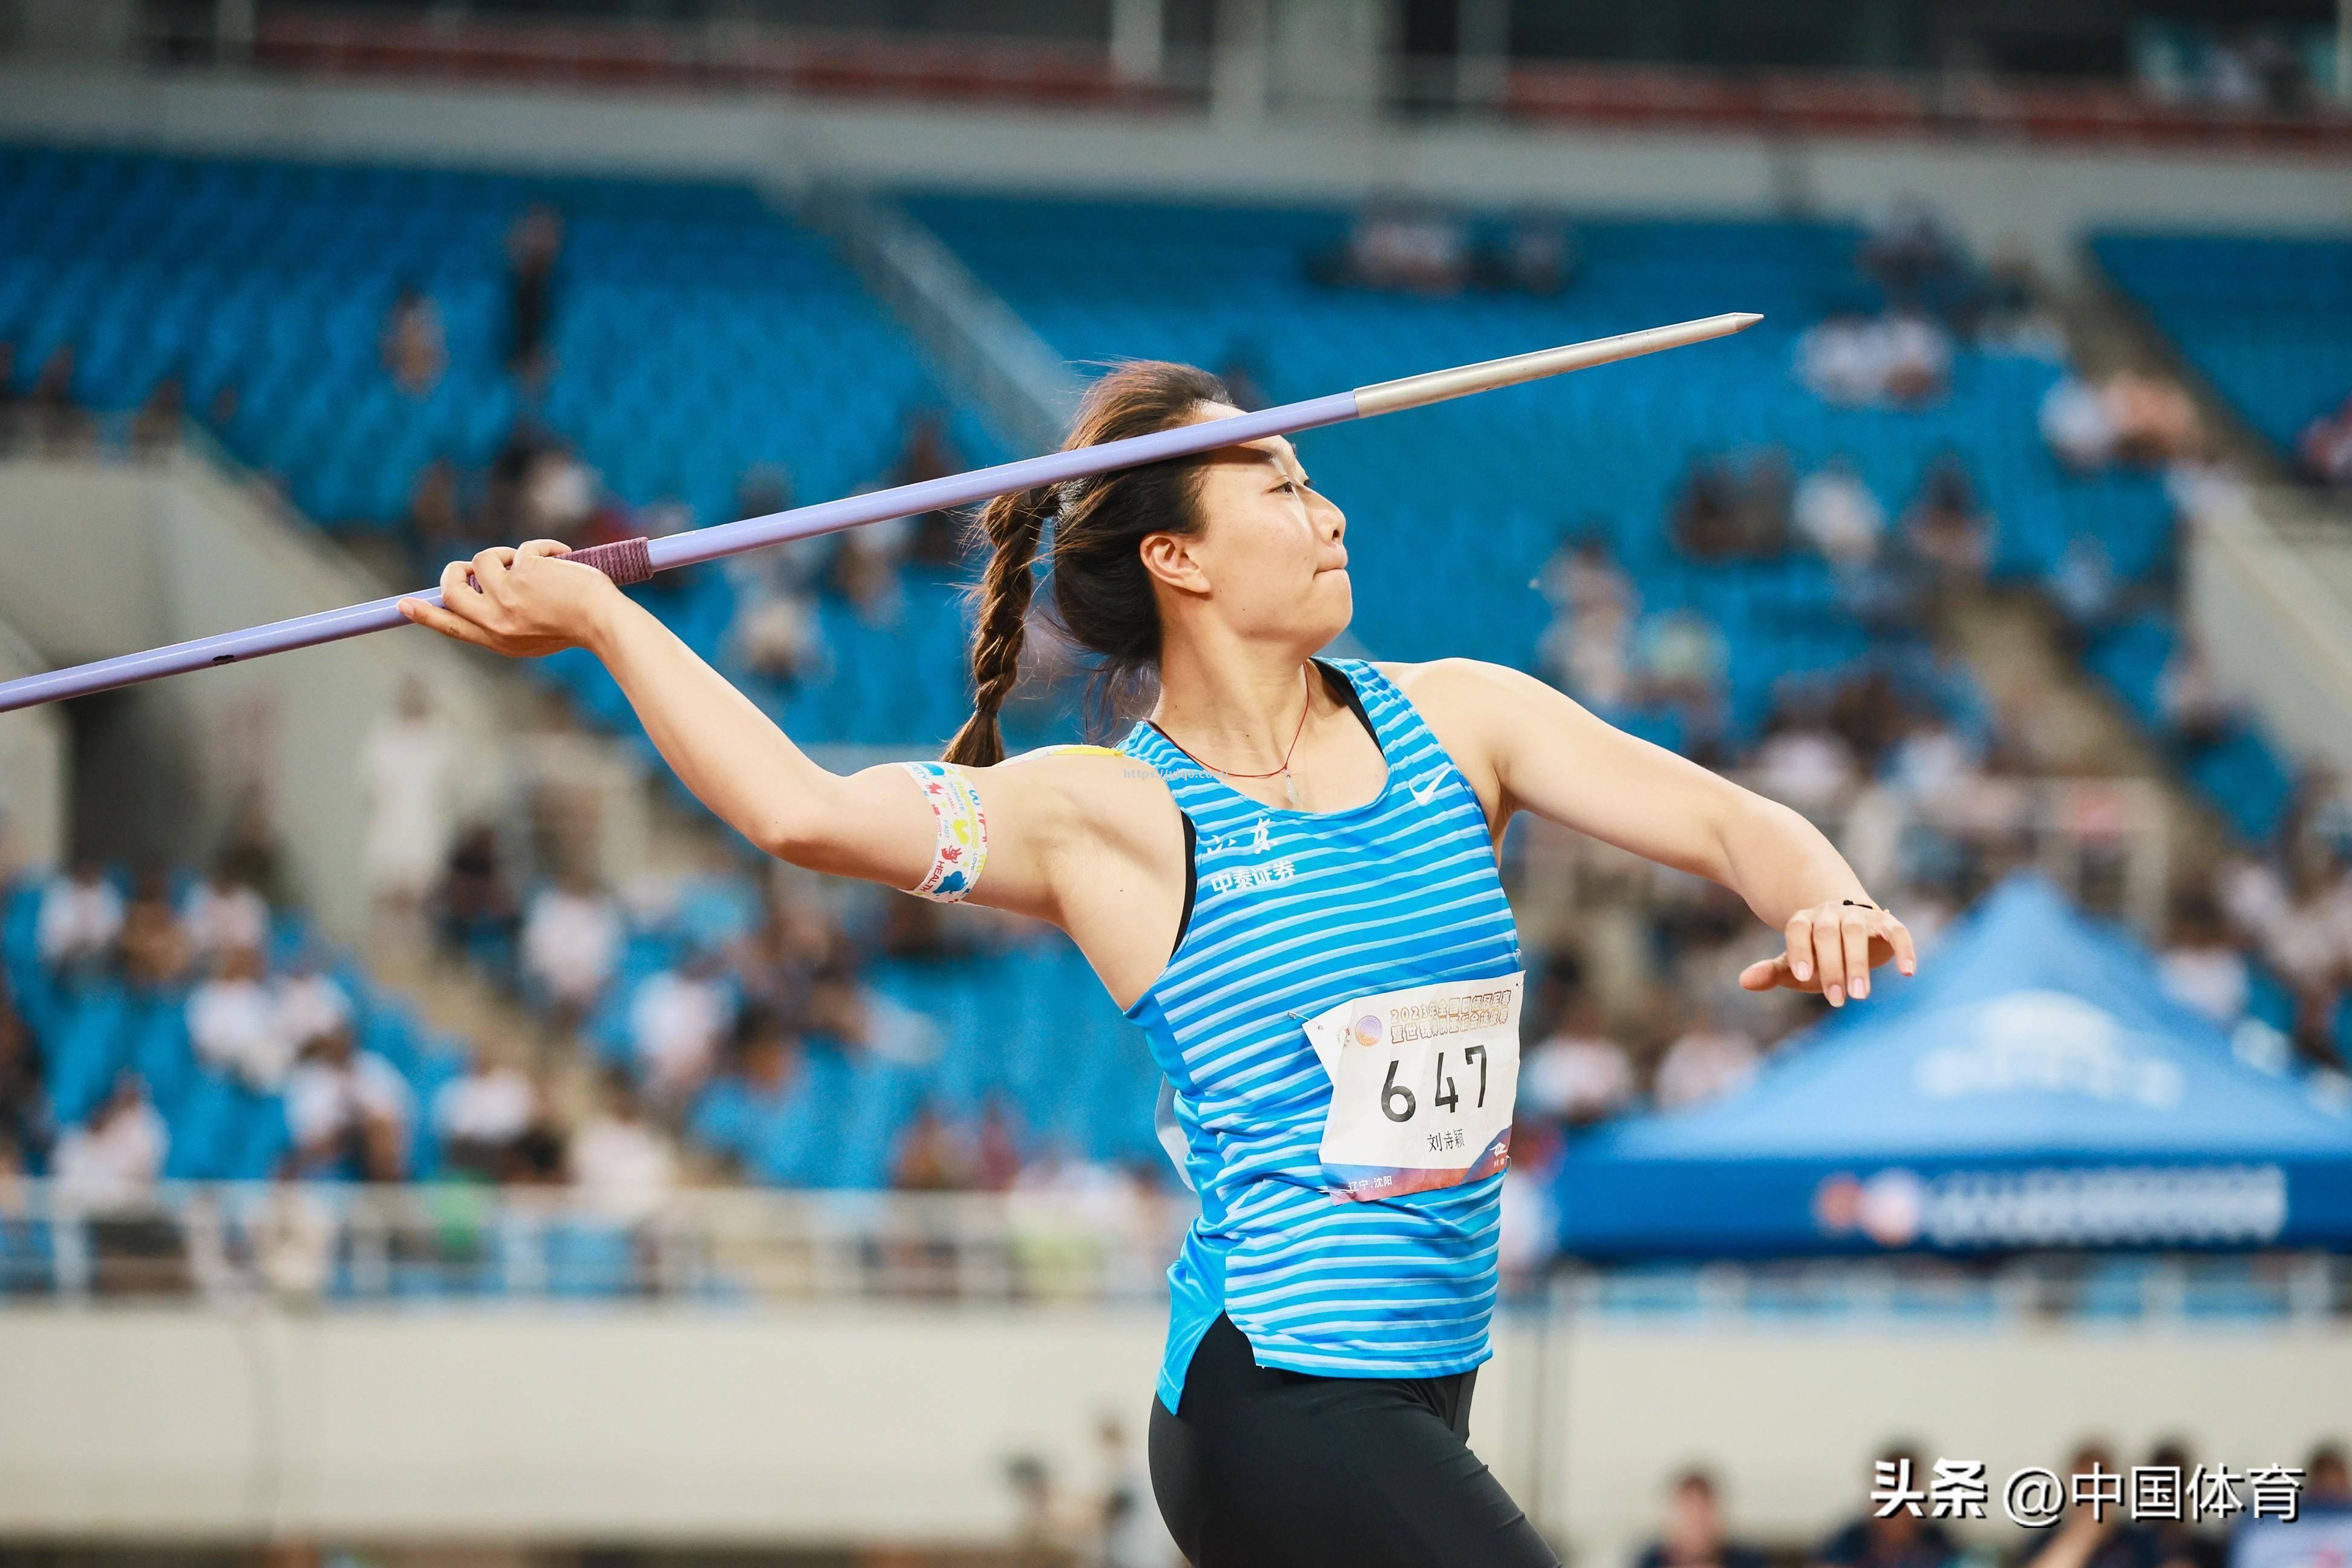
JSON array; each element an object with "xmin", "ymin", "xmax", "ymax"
[{"xmin": 1206, "ymin": 857, "xmax": 1296, "ymax": 896}]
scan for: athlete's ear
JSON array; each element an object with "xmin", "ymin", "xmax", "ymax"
[{"xmin": 1138, "ymin": 529, "xmax": 1210, "ymax": 596}]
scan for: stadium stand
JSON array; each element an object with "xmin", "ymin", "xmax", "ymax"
[
  {"xmin": 5, "ymin": 151, "xmax": 2345, "ymax": 1267},
  {"xmin": 2093, "ymin": 230, "xmax": 2352, "ymax": 462}
]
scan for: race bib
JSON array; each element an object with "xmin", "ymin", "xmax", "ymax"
[{"xmin": 1301, "ymin": 971, "xmax": 1523, "ymax": 1203}]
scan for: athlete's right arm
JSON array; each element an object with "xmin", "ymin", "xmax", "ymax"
[{"xmin": 396, "ymin": 541, "xmax": 1179, "ymax": 947}]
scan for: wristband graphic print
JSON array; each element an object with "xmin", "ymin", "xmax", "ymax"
[{"xmin": 900, "ymin": 760, "xmax": 989, "ymax": 903}]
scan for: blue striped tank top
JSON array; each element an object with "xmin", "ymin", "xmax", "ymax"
[{"xmin": 1117, "ymin": 656, "xmax": 1524, "ymax": 1414}]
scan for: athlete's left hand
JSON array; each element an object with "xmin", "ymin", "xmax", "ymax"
[{"xmin": 1737, "ymin": 898, "xmax": 1916, "ymax": 1007}]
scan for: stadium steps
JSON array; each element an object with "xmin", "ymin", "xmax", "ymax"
[{"xmin": 1941, "ymin": 578, "xmax": 2229, "ymax": 880}]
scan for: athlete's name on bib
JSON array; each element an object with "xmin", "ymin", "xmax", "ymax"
[{"xmin": 1385, "ymin": 987, "xmax": 1514, "ymax": 1044}]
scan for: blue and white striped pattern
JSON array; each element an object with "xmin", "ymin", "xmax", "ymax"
[{"xmin": 1119, "ymin": 658, "xmax": 1523, "ymax": 1413}]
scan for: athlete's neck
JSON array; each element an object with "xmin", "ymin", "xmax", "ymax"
[{"xmin": 1149, "ymin": 630, "xmax": 1330, "ymax": 774}]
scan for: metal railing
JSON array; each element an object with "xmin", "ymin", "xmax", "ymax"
[
  {"xmin": 0, "ymin": 1180, "xmax": 1195, "ymax": 1305},
  {"xmin": 5, "ymin": 1181, "xmax": 2347, "ymax": 1325}
]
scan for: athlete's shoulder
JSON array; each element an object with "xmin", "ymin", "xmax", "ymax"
[
  {"xmin": 1370, "ymin": 657, "xmax": 1534, "ymax": 711},
  {"xmin": 984, "ymin": 739, "xmax": 1177, "ymax": 821}
]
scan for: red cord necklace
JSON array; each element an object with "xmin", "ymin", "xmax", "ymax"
[{"xmin": 1151, "ymin": 668, "xmax": 1313, "ymax": 808}]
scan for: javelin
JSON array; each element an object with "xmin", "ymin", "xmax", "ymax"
[{"xmin": 0, "ymin": 312, "xmax": 1759, "ymax": 714}]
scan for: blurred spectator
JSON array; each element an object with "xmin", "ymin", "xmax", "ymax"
[
  {"xmin": 1007, "ymin": 1452, "xmax": 1080, "ymax": 1567},
  {"xmin": 37, "ymin": 859, "xmax": 123, "ymax": 979},
  {"xmin": 809, "ymin": 959, "xmax": 941, "ymax": 1067},
  {"xmin": 1973, "ymin": 255, "xmax": 2067, "ymax": 359},
  {"xmin": 1474, "ymin": 213, "xmax": 1576, "ymax": 296},
  {"xmin": 2157, "ymin": 633, "xmax": 2240, "ymax": 751},
  {"xmin": 975, "ymin": 1097, "xmax": 1024, "ymax": 1192},
  {"xmin": 2309, "ymin": 1442, "xmax": 2351, "ymax": 1504},
  {"xmin": 1673, "ymin": 460, "xmax": 1742, "ymax": 561},
  {"xmin": 2106, "ymin": 372, "xmax": 2203, "ymax": 466},
  {"xmin": 273, "ymin": 952, "xmax": 354, "ymax": 1063},
  {"xmin": 1537, "ymin": 532, "xmax": 1638, "ymax": 709},
  {"xmin": 2163, "ymin": 893, "xmax": 2258, "ymax": 1030},
  {"xmin": 505, "ymin": 203, "xmax": 563, "ymax": 383},
  {"xmin": 1320, "ymin": 200, "xmax": 1469, "ymax": 295},
  {"xmin": 128, "ymin": 376, "xmax": 183, "ymax": 456},
  {"xmin": 2045, "ymin": 369, "xmax": 2206, "ymax": 472},
  {"xmin": 1637, "ymin": 1467, "xmax": 1769, "ymax": 1568},
  {"xmin": 381, "ymin": 283, "xmax": 447, "ymax": 397},
  {"xmin": 2130, "ymin": 1440, "xmax": 2224, "ymax": 1568},
  {"xmin": 1901, "ymin": 457, "xmax": 1991, "ymax": 621},
  {"xmin": 1496, "ymin": 1117, "xmax": 1563, "ymax": 1284},
  {"xmin": 629, "ymin": 946, "xmax": 736, "ymax": 1106},
  {"xmin": 284, "ymin": 1021, "xmax": 412, "ymax": 1181},
  {"xmin": 1794, "ymin": 455, "xmax": 1884, "ymax": 568},
  {"xmin": 255, "ymin": 1178, "xmax": 337, "ymax": 1299},
  {"xmin": 188, "ymin": 945, "xmax": 295, "ymax": 1091},
  {"xmin": 2048, "ymin": 535, "xmax": 2121, "ymax": 658},
  {"xmin": 887, "ymin": 408, "xmax": 967, "ymax": 570},
  {"xmin": 1735, "ymin": 449, "xmax": 1795, "ymax": 558},
  {"xmin": 218, "ymin": 785, "xmax": 290, "ymax": 906},
  {"xmin": 520, "ymin": 864, "xmax": 625, "ymax": 1031},
  {"xmin": 436, "ymin": 822, "xmax": 523, "ymax": 982},
  {"xmin": 1754, "ymin": 699, "xmax": 1859, "ymax": 812},
  {"xmin": 407, "ymin": 460, "xmax": 470, "ymax": 570},
  {"xmin": 1652, "ymin": 1004, "xmax": 1760, "ymax": 1112},
  {"xmin": 1861, "ymin": 198, "xmax": 1970, "ymax": 314},
  {"xmin": 825, "ymin": 531, "xmax": 906, "ymax": 627},
  {"xmin": 728, "ymin": 556, "xmax": 824, "ymax": 686},
  {"xmin": 52, "ymin": 1072, "xmax": 166, "ymax": 1215},
  {"xmin": 1523, "ymin": 995, "xmax": 1638, "ymax": 1126},
  {"xmin": 892, "ymin": 1102, "xmax": 976, "ymax": 1191},
  {"xmin": 2299, "ymin": 393, "xmax": 2352, "ymax": 488},
  {"xmin": 0, "ymin": 975, "xmax": 50, "ymax": 1165},
  {"xmin": 358, "ymin": 678, "xmax": 460, "ymax": 932},
  {"xmin": 1797, "ymin": 310, "xmax": 1950, "ymax": 410},
  {"xmin": 119, "ymin": 864, "xmax": 193, "ymax": 991},
  {"xmin": 2015, "ymin": 1442, "xmax": 2145, "ymax": 1568},
  {"xmin": 2042, "ymin": 373, "xmax": 2123, "ymax": 472},
  {"xmin": 432, "ymin": 1051, "xmax": 538, "ymax": 1180},
  {"xmin": 521, "ymin": 438, "xmax": 597, "ymax": 541},
  {"xmin": 1634, "ymin": 610, "xmax": 1731, "ymax": 748},
  {"xmin": 570, "ymin": 1067, "xmax": 677, "ymax": 1226},
  {"xmin": 180, "ymin": 864, "xmax": 270, "ymax": 966},
  {"xmin": 28, "ymin": 346, "xmax": 95, "ymax": 455},
  {"xmin": 690, "ymin": 1008, "xmax": 807, "ymax": 1182},
  {"xmin": 1089, "ymin": 1413, "xmax": 1161, "ymax": 1568},
  {"xmin": 1809, "ymin": 1446, "xmax": 1959, "ymax": 1568},
  {"xmin": 1885, "ymin": 711, "xmax": 1981, "ymax": 808}
]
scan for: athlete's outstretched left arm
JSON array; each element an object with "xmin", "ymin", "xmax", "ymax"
[{"xmin": 1388, "ymin": 658, "xmax": 1916, "ymax": 1007}]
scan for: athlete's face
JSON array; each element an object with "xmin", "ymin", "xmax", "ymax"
[{"xmin": 1141, "ymin": 402, "xmax": 1351, "ymax": 652}]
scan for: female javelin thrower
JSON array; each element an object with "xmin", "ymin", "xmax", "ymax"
[{"xmin": 398, "ymin": 362, "xmax": 1916, "ymax": 1566}]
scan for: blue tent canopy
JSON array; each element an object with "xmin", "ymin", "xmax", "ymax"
[{"xmin": 1552, "ymin": 871, "xmax": 2352, "ymax": 1257}]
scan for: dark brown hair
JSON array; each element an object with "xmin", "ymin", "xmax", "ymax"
[{"xmin": 942, "ymin": 360, "xmax": 1231, "ymax": 766}]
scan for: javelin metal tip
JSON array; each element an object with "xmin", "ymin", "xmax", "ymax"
[{"xmin": 1353, "ymin": 310, "xmax": 1766, "ymax": 417}]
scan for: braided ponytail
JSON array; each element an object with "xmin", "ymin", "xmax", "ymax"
[
  {"xmin": 943, "ymin": 484, "xmax": 1050, "ymax": 766},
  {"xmin": 942, "ymin": 359, "xmax": 1233, "ymax": 768}
]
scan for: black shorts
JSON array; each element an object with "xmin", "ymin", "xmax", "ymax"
[{"xmin": 1147, "ymin": 1313, "xmax": 1561, "ymax": 1567}]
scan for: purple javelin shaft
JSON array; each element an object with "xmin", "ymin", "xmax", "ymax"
[
  {"xmin": 0, "ymin": 391, "xmax": 1361, "ymax": 713},
  {"xmin": 0, "ymin": 310, "xmax": 1761, "ymax": 713}
]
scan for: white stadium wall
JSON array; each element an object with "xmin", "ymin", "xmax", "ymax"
[{"xmin": 0, "ymin": 1302, "xmax": 2345, "ymax": 1558}]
